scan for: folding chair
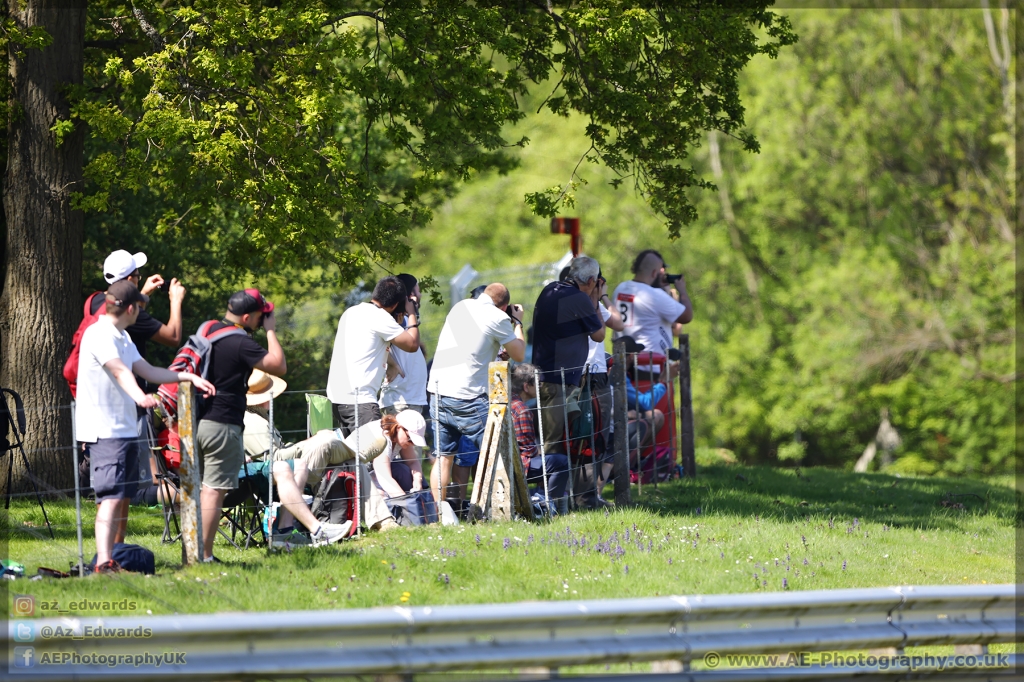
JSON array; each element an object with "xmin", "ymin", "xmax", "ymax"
[
  {"xmin": 306, "ymin": 393, "xmax": 333, "ymax": 437},
  {"xmin": 221, "ymin": 460, "xmax": 270, "ymax": 549},
  {"xmin": 144, "ymin": 411, "xmax": 181, "ymax": 545}
]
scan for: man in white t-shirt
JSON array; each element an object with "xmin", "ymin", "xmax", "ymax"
[
  {"xmin": 379, "ymin": 274, "xmax": 429, "ymax": 420},
  {"xmin": 612, "ymin": 249, "xmax": 694, "ymax": 374},
  {"xmin": 75, "ymin": 280, "xmax": 214, "ymax": 572},
  {"xmin": 326, "ymin": 276, "xmax": 421, "ymax": 436},
  {"xmin": 427, "ymin": 283, "xmax": 526, "ymax": 505}
]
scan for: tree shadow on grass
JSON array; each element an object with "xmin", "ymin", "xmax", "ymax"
[{"xmin": 630, "ymin": 464, "xmax": 1016, "ymax": 532}]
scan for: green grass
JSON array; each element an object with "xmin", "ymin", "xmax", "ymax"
[{"xmin": 2, "ymin": 464, "xmax": 1015, "ymax": 619}]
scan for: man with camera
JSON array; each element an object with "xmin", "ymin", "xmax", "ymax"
[
  {"xmin": 327, "ymin": 276, "xmax": 422, "ymax": 436},
  {"xmin": 531, "ymin": 256, "xmax": 606, "ymax": 475},
  {"xmin": 196, "ymin": 289, "xmax": 286, "ymax": 562},
  {"xmin": 612, "ymin": 249, "xmax": 694, "ymax": 377},
  {"xmin": 427, "ymin": 283, "xmax": 526, "ymax": 507}
]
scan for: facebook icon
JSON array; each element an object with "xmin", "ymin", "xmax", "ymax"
[{"xmin": 13, "ymin": 646, "xmax": 35, "ymax": 668}]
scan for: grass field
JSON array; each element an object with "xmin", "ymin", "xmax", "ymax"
[{"xmin": 2, "ymin": 464, "xmax": 1016, "ymax": 619}]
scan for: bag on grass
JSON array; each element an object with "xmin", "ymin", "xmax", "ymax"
[
  {"xmin": 310, "ymin": 467, "xmax": 359, "ymax": 535},
  {"xmin": 385, "ymin": 490, "xmax": 438, "ymax": 527},
  {"xmin": 88, "ymin": 543, "xmax": 155, "ymax": 575}
]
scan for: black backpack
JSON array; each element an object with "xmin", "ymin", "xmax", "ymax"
[{"xmin": 310, "ymin": 467, "xmax": 359, "ymax": 535}]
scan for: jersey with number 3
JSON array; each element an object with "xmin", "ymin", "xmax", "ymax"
[{"xmin": 611, "ymin": 280, "xmax": 686, "ymax": 357}]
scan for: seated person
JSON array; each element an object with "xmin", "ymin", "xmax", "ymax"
[
  {"xmin": 243, "ymin": 371, "xmax": 353, "ymax": 547},
  {"xmin": 365, "ymin": 412, "xmax": 429, "ymax": 530},
  {"xmin": 624, "ymin": 363, "xmax": 677, "ymax": 466},
  {"xmin": 510, "ymin": 363, "xmax": 569, "ymax": 509},
  {"xmin": 130, "ymin": 448, "xmax": 179, "ymax": 508}
]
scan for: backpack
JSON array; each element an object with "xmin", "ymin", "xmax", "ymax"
[
  {"xmin": 569, "ymin": 379, "xmax": 603, "ymax": 461},
  {"xmin": 154, "ymin": 320, "xmax": 246, "ymax": 426},
  {"xmin": 310, "ymin": 467, "xmax": 359, "ymax": 535},
  {"xmin": 88, "ymin": 543, "xmax": 156, "ymax": 575},
  {"xmin": 385, "ymin": 490, "xmax": 438, "ymax": 527},
  {"xmin": 63, "ymin": 292, "xmax": 106, "ymax": 399}
]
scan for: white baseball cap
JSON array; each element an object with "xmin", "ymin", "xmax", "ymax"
[
  {"xmin": 395, "ymin": 409, "xmax": 427, "ymax": 447},
  {"xmin": 103, "ymin": 250, "xmax": 148, "ymax": 284}
]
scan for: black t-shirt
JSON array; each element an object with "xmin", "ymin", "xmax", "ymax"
[
  {"xmin": 90, "ymin": 293, "xmax": 163, "ymax": 360},
  {"xmin": 531, "ymin": 280, "xmax": 602, "ymax": 386},
  {"xmin": 199, "ymin": 326, "xmax": 269, "ymax": 426}
]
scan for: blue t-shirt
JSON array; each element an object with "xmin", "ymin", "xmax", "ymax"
[{"xmin": 531, "ymin": 281, "xmax": 602, "ymax": 385}]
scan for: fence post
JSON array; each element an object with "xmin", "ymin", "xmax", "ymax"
[
  {"xmin": 678, "ymin": 334, "xmax": 696, "ymax": 477},
  {"xmin": 611, "ymin": 339, "xmax": 630, "ymax": 507},
  {"xmin": 177, "ymin": 382, "xmax": 203, "ymax": 565}
]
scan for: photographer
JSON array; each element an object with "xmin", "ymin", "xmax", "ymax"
[
  {"xmin": 612, "ymin": 249, "xmax": 693, "ymax": 378},
  {"xmin": 427, "ymin": 283, "xmax": 525, "ymax": 507},
  {"xmin": 326, "ymin": 276, "xmax": 421, "ymax": 436},
  {"xmin": 193, "ymin": 289, "xmax": 286, "ymax": 563}
]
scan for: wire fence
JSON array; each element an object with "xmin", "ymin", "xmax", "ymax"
[{"xmin": 4, "ymin": 332, "xmax": 695, "ymax": 587}]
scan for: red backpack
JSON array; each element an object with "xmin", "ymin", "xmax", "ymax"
[
  {"xmin": 154, "ymin": 320, "xmax": 247, "ymax": 427},
  {"xmin": 63, "ymin": 292, "xmax": 106, "ymax": 399}
]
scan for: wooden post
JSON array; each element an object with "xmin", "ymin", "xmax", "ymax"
[
  {"xmin": 469, "ymin": 362, "xmax": 534, "ymax": 522},
  {"xmin": 611, "ymin": 340, "xmax": 631, "ymax": 507},
  {"xmin": 177, "ymin": 383, "xmax": 203, "ymax": 565},
  {"xmin": 678, "ymin": 334, "xmax": 696, "ymax": 477}
]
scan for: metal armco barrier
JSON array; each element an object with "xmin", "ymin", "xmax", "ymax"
[{"xmin": 6, "ymin": 584, "xmax": 1019, "ymax": 680}]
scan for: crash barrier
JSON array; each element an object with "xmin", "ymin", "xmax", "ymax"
[{"xmin": 4, "ymin": 584, "xmax": 1017, "ymax": 680}]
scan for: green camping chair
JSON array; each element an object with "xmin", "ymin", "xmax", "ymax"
[{"xmin": 306, "ymin": 393, "xmax": 333, "ymax": 437}]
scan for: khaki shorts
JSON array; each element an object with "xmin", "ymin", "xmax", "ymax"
[
  {"xmin": 197, "ymin": 420, "xmax": 244, "ymax": 490},
  {"xmin": 273, "ymin": 429, "xmax": 353, "ymax": 487}
]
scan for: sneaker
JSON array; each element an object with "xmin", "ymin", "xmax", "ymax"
[
  {"xmin": 272, "ymin": 528, "xmax": 311, "ymax": 549},
  {"xmin": 202, "ymin": 555, "xmax": 223, "ymax": 564},
  {"xmin": 95, "ymin": 559, "xmax": 121, "ymax": 574},
  {"xmin": 311, "ymin": 520, "xmax": 353, "ymax": 547}
]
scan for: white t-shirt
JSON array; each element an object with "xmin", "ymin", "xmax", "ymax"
[
  {"xmin": 585, "ymin": 302, "xmax": 613, "ymax": 374},
  {"xmin": 612, "ymin": 280, "xmax": 686, "ymax": 359},
  {"xmin": 379, "ymin": 343, "xmax": 428, "ymax": 408},
  {"xmin": 326, "ymin": 302, "xmax": 405, "ymax": 404},
  {"xmin": 428, "ymin": 294, "xmax": 517, "ymax": 399},
  {"xmin": 75, "ymin": 317, "xmax": 143, "ymax": 443}
]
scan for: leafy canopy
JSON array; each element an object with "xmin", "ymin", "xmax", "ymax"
[{"xmin": 74, "ymin": 1, "xmax": 794, "ymax": 284}]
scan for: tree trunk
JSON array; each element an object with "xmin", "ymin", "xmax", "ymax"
[{"xmin": 0, "ymin": 1, "xmax": 86, "ymax": 496}]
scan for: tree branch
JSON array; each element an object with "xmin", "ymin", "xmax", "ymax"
[
  {"xmin": 132, "ymin": 6, "xmax": 165, "ymax": 50},
  {"xmin": 324, "ymin": 11, "xmax": 384, "ymax": 27}
]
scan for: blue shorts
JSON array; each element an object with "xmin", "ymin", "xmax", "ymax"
[
  {"xmin": 429, "ymin": 394, "xmax": 488, "ymax": 468},
  {"xmin": 89, "ymin": 437, "xmax": 140, "ymax": 503}
]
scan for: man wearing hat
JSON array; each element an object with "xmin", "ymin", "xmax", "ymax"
[
  {"xmin": 100, "ymin": 249, "xmax": 186, "ymax": 360},
  {"xmin": 75, "ymin": 280, "xmax": 215, "ymax": 572},
  {"xmin": 196, "ymin": 289, "xmax": 287, "ymax": 562},
  {"xmin": 241, "ymin": 370, "xmax": 352, "ymax": 546}
]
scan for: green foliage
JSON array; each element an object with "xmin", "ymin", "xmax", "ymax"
[
  {"xmin": 71, "ymin": 1, "xmax": 791, "ymax": 285},
  {"xmin": 405, "ymin": 9, "xmax": 1014, "ymax": 476}
]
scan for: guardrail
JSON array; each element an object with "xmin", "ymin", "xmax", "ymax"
[{"xmin": 6, "ymin": 584, "xmax": 1019, "ymax": 680}]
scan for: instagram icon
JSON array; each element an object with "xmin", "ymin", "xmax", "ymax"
[{"xmin": 12, "ymin": 594, "xmax": 35, "ymax": 617}]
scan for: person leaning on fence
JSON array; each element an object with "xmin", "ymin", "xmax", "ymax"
[
  {"xmin": 242, "ymin": 371, "xmax": 352, "ymax": 547},
  {"xmin": 326, "ymin": 276, "xmax": 421, "ymax": 435},
  {"xmin": 612, "ymin": 249, "xmax": 693, "ymax": 378},
  {"xmin": 75, "ymin": 280, "xmax": 215, "ymax": 573},
  {"xmin": 510, "ymin": 363, "xmax": 569, "ymax": 509},
  {"xmin": 196, "ymin": 289, "xmax": 286, "ymax": 563},
  {"xmin": 531, "ymin": 257, "xmax": 605, "ymax": 462},
  {"xmin": 427, "ymin": 283, "xmax": 526, "ymax": 508}
]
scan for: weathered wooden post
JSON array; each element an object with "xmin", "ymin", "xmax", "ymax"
[
  {"xmin": 177, "ymin": 382, "xmax": 203, "ymax": 565},
  {"xmin": 611, "ymin": 339, "xmax": 631, "ymax": 507},
  {"xmin": 470, "ymin": 362, "xmax": 533, "ymax": 522},
  {"xmin": 678, "ymin": 334, "xmax": 696, "ymax": 477}
]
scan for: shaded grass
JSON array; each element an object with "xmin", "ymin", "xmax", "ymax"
[{"xmin": 2, "ymin": 464, "xmax": 1015, "ymax": 618}]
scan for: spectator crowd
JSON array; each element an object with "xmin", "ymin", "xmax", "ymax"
[{"xmin": 71, "ymin": 247, "xmax": 692, "ymax": 568}]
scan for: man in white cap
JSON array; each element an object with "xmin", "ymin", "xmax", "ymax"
[{"xmin": 100, "ymin": 249, "xmax": 186, "ymax": 362}]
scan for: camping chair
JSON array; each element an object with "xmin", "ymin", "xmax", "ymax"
[
  {"xmin": 221, "ymin": 459, "xmax": 272, "ymax": 549},
  {"xmin": 306, "ymin": 393, "xmax": 333, "ymax": 437},
  {"xmin": 144, "ymin": 410, "xmax": 181, "ymax": 545}
]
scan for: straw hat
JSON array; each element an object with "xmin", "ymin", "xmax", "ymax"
[{"xmin": 246, "ymin": 369, "xmax": 287, "ymax": 405}]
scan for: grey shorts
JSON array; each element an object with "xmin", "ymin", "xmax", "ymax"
[
  {"xmin": 197, "ymin": 420, "xmax": 244, "ymax": 490},
  {"xmin": 90, "ymin": 437, "xmax": 140, "ymax": 503}
]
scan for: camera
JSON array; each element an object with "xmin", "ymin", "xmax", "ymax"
[
  {"xmin": 665, "ymin": 273, "xmax": 682, "ymax": 284},
  {"xmin": 160, "ymin": 278, "xmax": 172, "ymax": 292}
]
